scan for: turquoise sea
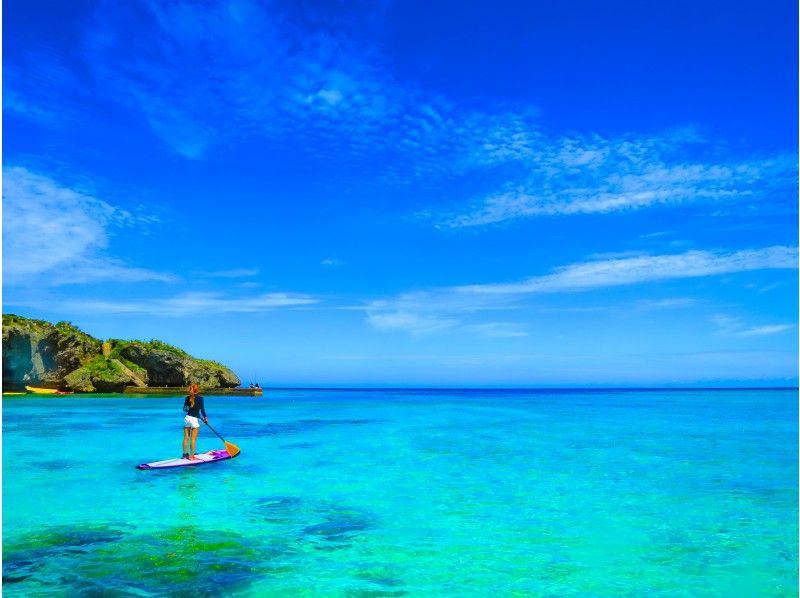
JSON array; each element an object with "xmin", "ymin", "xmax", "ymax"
[{"xmin": 3, "ymin": 388, "xmax": 797, "ymax": 596}]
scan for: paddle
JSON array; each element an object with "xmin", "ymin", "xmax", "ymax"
[{"xmin": 203, "ymin": 420, "xmax": 241, "ymax": 457}]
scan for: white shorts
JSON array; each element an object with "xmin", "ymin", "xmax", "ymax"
[{"xmin": 184, "ymin": 415, "xmax": 200, "ymax": 429}]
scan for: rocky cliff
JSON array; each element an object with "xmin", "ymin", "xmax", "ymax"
[{"xmin": 2, "ymin": 314, "xmax": 241, "ymax": 393}]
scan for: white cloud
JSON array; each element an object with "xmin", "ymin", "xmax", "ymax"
[
  {"xmin": 713, "ymin": 315, "xmax": 794, "ymax": 337},
  {"xmin": 437, "ymin": 141, "xmax": 796, "ymax": 228},
  {"xmin": 456, "ymin": 246, "xmax": 797, "ymax": 295},
  {"xmin": 635, "ymin": 297, "xmax": 698, "ymax": 310},
  {"xmin": 9, "ymin": 0, "xmax": 795, "ymax": 229},
  {"xmin": 712, "ymin": 314, "xmax": 742, "ymax": 335},
  {"xmin": 365, "ymin": 246, "xmax": 797, "ymax": 336},
  {"xmin": 3, "ymin": 88, "xmax": 62, "ymax": 124},
  {"xmin": 2, "ymin": 166, "xmax": 173, "ymax": 286},
  {"xmin": 738, "ymin": 324, "xmax": 795, "ymax": 337},
  {"xmin": 366, "ymin": 310, "xmax": 458, "ymax": 336},
  {"xmin": 321, "ymin": 258, "xmax": 344, "ymax": 267},
  {"xmin": 200, "ymin": 268, "xmax": 260, "ymax": 278},
  {"xmin": 79, "ymin": 1, "xmax": 399, "ymax": 160},
  {"xmin": 49, "ymin": 291, "xmax": 318, "ymax": 316},
  {"xmin": 462, "ymin": 323, "xmax": 529, "ymax": 338}
]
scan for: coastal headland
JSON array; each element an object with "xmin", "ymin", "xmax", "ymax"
[{"xmin": 2, "ymin": 314, "xmax": 245, "ymax": 394}]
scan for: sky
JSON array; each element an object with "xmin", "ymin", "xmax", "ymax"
[{"xmin": 3, "ymin": 0, "xmax": 798, "ymax": 387}]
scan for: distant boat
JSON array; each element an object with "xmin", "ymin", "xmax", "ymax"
[{"xmin": 25, "ymin": 386, "xmax": 74, "ymax": 395}]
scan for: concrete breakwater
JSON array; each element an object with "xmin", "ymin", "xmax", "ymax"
[{"xmin": 123, "ymin": 386, "xmax": 263, "ymax": 396}]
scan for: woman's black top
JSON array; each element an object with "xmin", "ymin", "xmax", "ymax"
[{"xmin": 183, "ymin": 395, "xmax": 207, "ymax": 418}]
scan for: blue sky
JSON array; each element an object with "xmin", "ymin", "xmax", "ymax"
[{"xmin": 3, "ymin": 0, "xmax": 798, "ymax": 387}]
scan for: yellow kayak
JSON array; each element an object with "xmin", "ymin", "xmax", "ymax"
[{"xmin": 24, "ymin": 386, "xmax": 74, "ymax": 395}]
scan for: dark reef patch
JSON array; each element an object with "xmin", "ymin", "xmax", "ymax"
[
  {"xmin": 9, "ymin": 526, "xmax": 130, "ymax": 551},
  {"xmin": 250, "ymin": 496, "xmax": 379, "ymax": 552},
  {"xmin": 348, "ymin": 563, "xmax": 409, "ymax": 596},
  {"xmin": 3, "ymin": 525, "xmax": 130, "ymax": 589},
  {"xmin": 2, "ymin": 554, "xmax": 44, "ymax": 586},
  {"xmin": 300, "ymin": 504, "xmax": 376, "ymax": 551},
  {"xmin": 31, "ymin": 459, "xmax": 82, "ymax": 471},
  {"xmin": 2, "ymin": 524, "xmax": 293, "ymax": 596},
  {"xmin": 252, "ymin": 496, "xmax": 306, "ymax": 524}
]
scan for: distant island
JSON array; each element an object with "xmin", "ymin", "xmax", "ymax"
[{"xmin": 2, "ymin": 314, "xmax": 241, "ymax": 393}]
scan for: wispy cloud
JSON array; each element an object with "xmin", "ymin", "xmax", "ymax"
[
  {"xmin": 713, "ymin": 315, "xmax": 794, "ymax": 337},
  {"xmin": 9, "ymin": 0, "xmax": 795, "ymax": 227},
  {"xmin": 635, "ymin": 297, "xmax": 699, "ymax": 310},
  {"xmin": 3, "ymin": 39, "xmax": 88, "ymax": 127},
  {"xmin": 2, "ymin": 166, "xmax": 173, "ymax": 286},
  {"xmin": 43, "ymin": 291, "xmax": 319, "ymax": 316},
  {"xmin": 321, "ymin": 258, "xmax": 344, "ymax": 267},
  {"xmin": 462, "ymin": 323, "xmax": 529, "ymax": 338},
  {"xmin": 434, "ymin": 136, "xmax": 796, "ymax": 227},
  {"xmin": 738, "ymin": 324, "xmax": 795, "ymax": 337},
  {"xmin": 79, "ymin": 0, "xmax": 400, "ymax": 160},
  {"xmin": 364, "ymin": 246, "xmax": 797, "ymax": 335},
  {"xmin": 457, "ymin": 246, "xmax": 797, "ymax": 295},
  {"xmin": 200, "ymin": 268, "xmax": 260, "ymax": 278},
  {"xmin": 366, "ymin": 310, "xmax": 459, "ymax": 336}
]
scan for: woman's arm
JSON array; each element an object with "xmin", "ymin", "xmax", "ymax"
[{"xmin": 199, "ymin": 396, "xmax": 208, "ymax": 421}]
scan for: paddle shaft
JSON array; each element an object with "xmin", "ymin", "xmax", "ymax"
[{"xmin": 203, "ymin": 420, "xmax": 226, "ymax": 442}]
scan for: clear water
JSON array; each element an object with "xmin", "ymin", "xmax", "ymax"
[{"xmin": 3, "ymin": 388, "xmax": 797, "ymax": 597}]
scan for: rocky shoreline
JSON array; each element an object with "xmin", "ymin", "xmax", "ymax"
[{"xmin": 2, "ymin": 314, "xmax": 241, "ymax": 393}]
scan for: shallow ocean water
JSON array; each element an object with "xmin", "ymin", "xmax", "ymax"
[{"xmin": 3, "ymin": 388, "xmax": 797, "ymax": 596}]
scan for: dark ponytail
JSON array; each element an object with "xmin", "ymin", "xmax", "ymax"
[{"xmin": 188, "ymin": 383, "xmax": 199, "ymax": 409}]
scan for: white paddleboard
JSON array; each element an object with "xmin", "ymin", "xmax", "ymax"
[{"xmin": 137, "ymin": 449, "xmax": 233, "ymax": 470}]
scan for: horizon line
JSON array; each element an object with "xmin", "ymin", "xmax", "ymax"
[{"xmin": 261, "ymin": 386, "xmax": 798, "ymax": 391}]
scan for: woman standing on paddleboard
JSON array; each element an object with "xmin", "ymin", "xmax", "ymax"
[{"xmin": 182, "ymin": 384, "xmax": 208, "ymax": 460}]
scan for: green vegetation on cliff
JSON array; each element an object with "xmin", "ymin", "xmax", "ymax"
[
  {"xmin": 105, "ymin": 340, "xmax": 156, "ymax": 378},
  {"xmin": 109, "ymin": 339, "xmax": 229, "ymax": 373},
  {"xmin": 3, "ymin": 314, "xmax": 241, "ymax": 393},
  {"xmin": 64, "ymin": 356, "xmax": 135, "ymax": 393},
  {"xmin": 4, "ymin": 314, "xmax": 52, "ymax": 332},
  {"xmin": 109, "ymin": 338, "xmax": 189, "ymax": 358}
]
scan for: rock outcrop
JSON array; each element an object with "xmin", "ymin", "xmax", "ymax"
[
  {"xmin": 2, "ymin": 314, "xmax": 241, "ymax": 393},
  {"xmin": 117, "ymin": 343, "xmax": 240, "ymax": 388},
  {"xmin": 2, "ymin": 315, "xmax": 101, "ymax": 389},
  {"xmin": 64, "ymin": 356, "xmax": 143, "ymax": 393}
]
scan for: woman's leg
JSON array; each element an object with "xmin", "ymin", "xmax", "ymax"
[
  {"xmin": 182, "ymin": 427, "xmax": 190, "ymax": 457},
  {"xmin": 190, "ymin": 427, "xmax": 199, "ymax": 459}
]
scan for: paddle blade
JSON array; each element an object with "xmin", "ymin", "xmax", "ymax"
[{"xmin": 225, "ymin": 441, "xmax": 241, "ymax": 457}]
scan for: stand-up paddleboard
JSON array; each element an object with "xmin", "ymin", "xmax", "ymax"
[{"xmin": 137, "ymin": 449, "xmax": 234, "ymax": 470}]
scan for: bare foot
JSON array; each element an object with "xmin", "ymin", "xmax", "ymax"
[{"xmin": 189, "ymin": 456, "xmax": 201, "ymax": 461}]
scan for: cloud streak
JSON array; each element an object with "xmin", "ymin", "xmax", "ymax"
[
  {"xmin": 456, "ymin": 246, "xmax": 797, "ymax": 295},
  {"xmin": 9, "ymin": 0, "xmax": 796, "ymax": 227},
  {"xmin": 365, "ymin": 246, "xmax": 797, "ymax": 335},
  {"xmin": 2, "ymin": 166, "xmax": 173, "ymax": 286},
  {"xmin": 435, "ymin": 132, "xmax": 797, "ymax": 227},
  {"xmin": 321, "ymin": 258, "xmax": 345, "ymax": 267},
  {"xmin": 738, "ymin": 324, "xmax": 795, "ymax": 337},
  {"xmin": 200, "ymin": 268, "xmax": 260, "ymax": 278},
  {"xmin": 713, "ymin": 315, "xmax": 795, "ymax": 338},
  {"xmin": 45, "ymin": 291, "xmax": 319, "ymax": 316}
]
